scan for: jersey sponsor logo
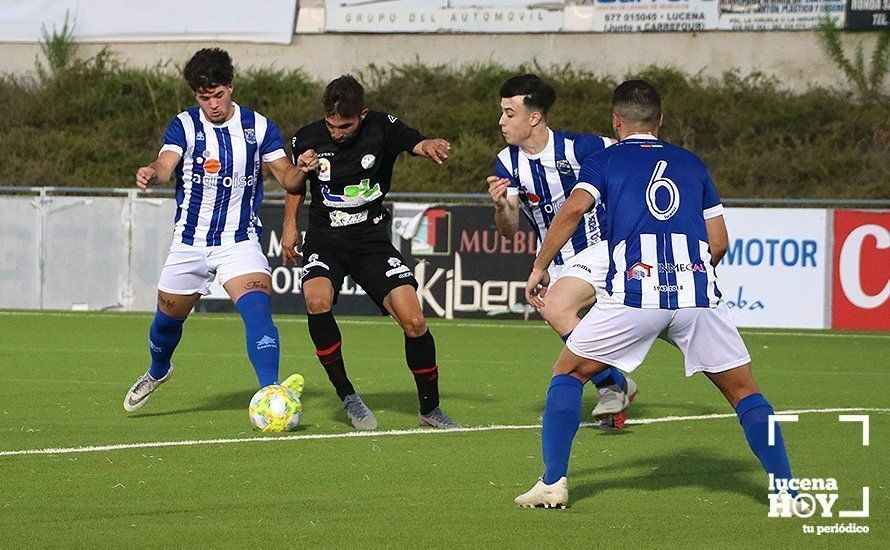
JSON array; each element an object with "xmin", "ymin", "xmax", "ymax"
[
  {"xmin": 190, "ymin": 171, "xmax": 258, "ymax": 189},
  {"xmin": 320, "ymin": 179, "xmax": 383, "ymax": 208},
  {"xmin": 626, "ymin": 261, "xmax": 652, "ymax": 280},
  {"xmin": 244, "ymin": 128, "xmax": 257, "ymax": 145},
  {"xmin": 318, "ymin": 158, "xmax": 331, "ymax": 182},
  {"xmin": 519, "ymin": 188, "xmax": 540, "ymax": 206},
  {"xmin": 387, "ymin": 114, "xmax": 398, "ymax": 123},
  {"xmin": 329, "ymin": 209, "xmax": 369, "ymax": 227},
  {"xmin": 196, "ymin": 131, "xmax": 206, "ymax": 141},
  {"xmin": 190, "ymin": 156, "xmax": 260, "ymax": 189},
  {"xmin": 361, "ymin": 154, "xmax": 376, "ymax": 169},
  {"xmin": 555, "ymin": 159, "xmax": 573, "ymax": 174},
  {"xmin": 626, "ymin": 260, "xmax": 706, "ymax": 281},
  {"xmin": 659, "ymin": 261, "xmax": 707, "ymax": 273},
  {"xmin": 201, "ymin": 158, "xmax": 221, "ymax": 174}
]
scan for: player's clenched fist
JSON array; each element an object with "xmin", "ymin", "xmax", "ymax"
[
  {"xmin": 135, "ymin": 166, "xmax": 158, "ymax": 190},
  {"xmin": 297, "ymin": 149, "xmax": 319, "ymax": 173},
  {"xmin": 487, "ymin": 176, "xmax": 510, "ymax": 205}
]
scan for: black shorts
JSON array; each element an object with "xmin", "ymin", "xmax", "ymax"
[{"xmin": 300, "ymin": 229, "xmax": 418, "ymax": 314}]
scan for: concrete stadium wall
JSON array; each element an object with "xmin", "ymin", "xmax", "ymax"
[{"xmin": 0, "ymin": 31, "xmax": 882, "ymax": 91}]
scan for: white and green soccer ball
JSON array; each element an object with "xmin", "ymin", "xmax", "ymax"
[{"xmin": 248, "ymin": 384, "xmax": 302, "ymax": 432}]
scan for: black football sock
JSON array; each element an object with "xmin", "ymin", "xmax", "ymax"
[
  {"xmin": 308, "ymin": 312, "xmax": 354, "ymax": 400},
  {"xmin": 405, "ymin": 329, "xmax": 440, "ymax": 415}
]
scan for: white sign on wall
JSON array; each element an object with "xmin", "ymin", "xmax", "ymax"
[
  {"xmin": 0, "ymin": 1, "xmax": 298, "ymax": 44},
  {"xmin": 324, "ymin": 0, "xmax": 566, "ymax": 33},
  {"xmin": 716, "ymin": 208, "xmax": 830, "ymax": 329}
]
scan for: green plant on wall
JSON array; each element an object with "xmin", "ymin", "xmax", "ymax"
[
  {"xmin": 816, "ymin": 17, "xmax": 890, "ymax": 103},
  {"xmin": 35, "ymin": 11, "xmax": 77, "ymax": 84}
]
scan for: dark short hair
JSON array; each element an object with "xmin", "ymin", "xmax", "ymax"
[
  {"xmin": 323, "ymin": 75, "xmax": 365, "ymax": 117},
  {"xmin": 612, "ymin": 80, "xmax": 662, "ymax": 126},
  {"xmin": 183, "ymin": 48, "xmax": 234, "ymax": 92},
  {"xmin": 499, "ymin": 74, "xmax": 556, "ymax": 116}
]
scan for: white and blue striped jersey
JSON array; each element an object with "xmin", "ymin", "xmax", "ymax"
[
  {"xmin": 493, "ymin": 129, "xmax": 612, "ymax": 265},
  {"xmin": 160, "ymin": 102, "xmax": 286, "ymax": 247},
  {"xmin": 576, "ymin": 134, "xmax": 724, "ymax": 309}
]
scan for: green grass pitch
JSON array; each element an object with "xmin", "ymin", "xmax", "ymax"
[{"xmin": 0, "ymin": 311, "xmax": 887, "ymax": 548}]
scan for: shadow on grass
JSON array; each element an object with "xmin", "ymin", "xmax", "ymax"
[
  {"xmin": 570, "ymin": 447, "xmax": 763, "ymax": 505},
  {"xmin": 309, "ymin": 389, "xmax": 494, "ymax": 426},
  {"xmin": 129, "ymin": 386, "xmax": 324, "ymax": 418},
  {"xmin": 521, "ymin": 401, "xmax": 726, "ymax": 421}
]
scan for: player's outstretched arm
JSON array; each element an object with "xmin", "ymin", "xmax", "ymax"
[
  {"xmin": 487, "ymin": 176, "xmax": 519, "ymax": 236},
  {"xmin": 266, "ymin": 156, "xmax": 307, "ymax": 195},
  {"xmin": 135, "ymin": 150, "xmax": 180, "ymax": 190},
  {"xmin": 413, "ymin": 138, "xmax": 451, "ymax": 165},
  {"xmin": 526, "ymin": 189, "xmax": 594, "ymax": 308},
  {"xmin": 705, "ymin": 215, "xmax": 729, "ymax": 265},
  {"xmin": 281, "ymin": 191, "xmax": 305, "ymax": 266}
]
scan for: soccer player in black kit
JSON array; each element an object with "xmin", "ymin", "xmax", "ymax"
[{"xmin": 281, "ymin": 75, "xmax": 459, "ymax": 430}]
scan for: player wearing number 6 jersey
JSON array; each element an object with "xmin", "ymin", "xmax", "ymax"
[{"xmin": 516, "ymin": 80, "xmax": 798, "ymax": 510}]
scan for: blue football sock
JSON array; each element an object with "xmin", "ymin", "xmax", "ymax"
[
  {"xmin": 735, "ymin": 393, "xmax": 793, "ymax": 489},
  {"xmin": 148, "ymin": 309, "xmax": 185, "ymax": 380},
  {"xmin": 591, "ymin": 367, "xmax": 626, "ymax": 390},
  {"xmin": 542, "ymin": 374, "xmax": 584, "ymax": 484},
  {"xmin": 236, "ymin": 291, "xmax": 280, "ymax": 388},
  {"xmin": 560, "ymin": 332, "xmax": 625, "ymax": 390}
]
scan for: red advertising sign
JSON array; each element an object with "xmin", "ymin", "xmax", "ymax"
[{"xmin": 832, "ymin": 210, "xmax": 890, "ymax": 330}]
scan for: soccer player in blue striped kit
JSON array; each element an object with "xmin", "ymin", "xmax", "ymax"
[
  {"xmin": 488, "ymin": 74, "xmax": 638, "ymax": 429},
  {"xmin": 516, "ymin": 80, "xmax": 798, "ymax": 509},
  {"xmin": 123, "ymin": 48, "xmax": 306, "ymax": 411}
]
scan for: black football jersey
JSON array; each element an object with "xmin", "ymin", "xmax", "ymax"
[{"xmin": 291, "ymin": 111, "xmax": 424, "ymax": 234}]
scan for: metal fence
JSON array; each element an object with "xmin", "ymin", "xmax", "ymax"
[{"xmin": 1, "ymin": 187, "xmax": 889, "ymax": 208}]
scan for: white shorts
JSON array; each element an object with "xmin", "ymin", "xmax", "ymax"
[
  {"xmin": 158, "ymin": 240, "xmax": 271, "ymax": 296},
  {"xmin": 547, "ymin": 240, "xmax": 609, "ymax": 294},
  {"xmin": 566, "ymin": 301, "xmax": 751, "ymax": 377}
]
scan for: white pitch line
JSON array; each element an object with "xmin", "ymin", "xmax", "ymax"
[
  {"xmin": 1, "ymin": 407, "xmax": 886, "ymax": 458},
  {"xmin": 1, "ymin": 310, "xmax": 889, "ymax": 338}
]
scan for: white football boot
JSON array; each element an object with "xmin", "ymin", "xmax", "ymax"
[
  {"xmin": 591, "ymin": 376, "xmax": 638, "ymax": 429},
  {"xmin": 515, "ymin": 477, "xmax": 569, "ymax": 509},
  {"xmin": 123, "ymin": 365, "xmax": 174, "ymax": 412},
  {"xmin": 591, "ymin": 376, "xmax": 638, "ymax": 416}
]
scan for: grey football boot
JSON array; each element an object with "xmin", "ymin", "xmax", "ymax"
[
  {"xmin": 342, "ymin": 393, "xmax": 378, "ymax": 431},
  {"xmin": 419, "ymin": 406, "xmax": 461, "ymax": 429},
  {"xmin": 591, "ymin": 376, "xmax": 638, "ymax": 430}
]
